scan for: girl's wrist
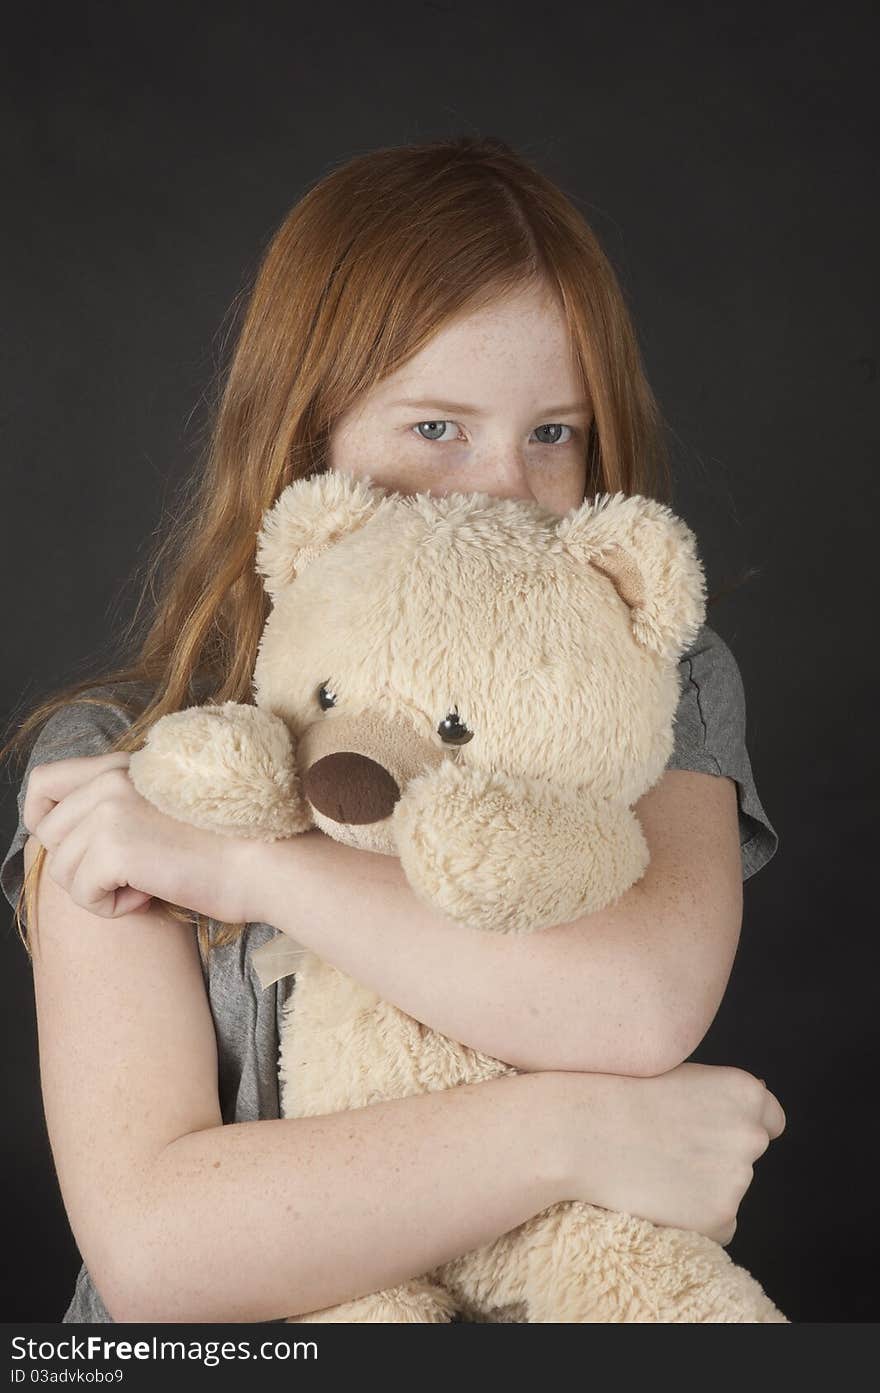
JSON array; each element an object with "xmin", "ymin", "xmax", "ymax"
[
  {"xmin": 520, "ymin": 1071, "xmax": 588, "ymax": 1207},
  {"xmin": 538, "ymin": 1069, "xmax": 635, "ymax": 1210},
  {"xmin": 231, "ymin": 832, "xmax": 294, "ymax": 927}
]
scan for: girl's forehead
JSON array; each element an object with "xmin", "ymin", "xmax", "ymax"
[{"xmin": 342, "ymin": 290, "xmax": 584, "ymax": 418}]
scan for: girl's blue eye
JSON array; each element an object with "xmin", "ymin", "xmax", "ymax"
[
  {"xmin": 413, "ymin": 420, "xmax": 458, "ymax": 442},
  {"xmin": 411, "ymin": 421, "xmax": 575, "ymax": 445},
  {"xmin": 533, "ymin": 423, "xmax": 572, "ymax": 446}
]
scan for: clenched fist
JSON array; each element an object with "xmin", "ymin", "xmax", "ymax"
[{"xmin": 24, "ymin": 750, "xmax": 266, "ymax": 925}]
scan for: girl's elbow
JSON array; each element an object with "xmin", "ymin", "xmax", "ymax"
[{"xmin": 642, "ymin": 1005, "xmax": 712, "ymax": 1077}]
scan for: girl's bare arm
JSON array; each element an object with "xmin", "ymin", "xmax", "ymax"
[
  {"xmin": 24, "ymin": 834, "xmax": 573, "ymax": 1323},
  {"xmin": 249, "ymin": 768, "xmax": 744, "ymax": 1076}
]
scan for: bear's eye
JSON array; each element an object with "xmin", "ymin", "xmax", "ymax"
[
  {"xmin": 317, "ymin": 682, "xmax": 337, "ymax": 711},
  {"xmin": 437, "ymin": 708, "xmax": 474, "ymax": 745}
]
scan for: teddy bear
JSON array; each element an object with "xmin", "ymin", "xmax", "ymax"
[{"xmin": 127, "ymin": 470, "xmax": 788, "ymax": 1323}]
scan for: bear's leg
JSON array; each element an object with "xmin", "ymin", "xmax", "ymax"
[
  {"xmin": 517, "ymin": 1201, "xmax": 789, "ymax": 1323},
  {"xmin": 433, "ymin": 1200, "xmax": 788, "ymax": 1323},
  {"xmin": 430, "ymin": 1221, "xmax": 538, "ymax": 1323},
  {"xmin": 289, "ymin": 1278, "xmax": 460, "ymax": 1323}
]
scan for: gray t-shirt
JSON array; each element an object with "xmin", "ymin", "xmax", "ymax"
[{"xmin": 1, "ymin": 620, "xmax": 778, "ymax": 1322}]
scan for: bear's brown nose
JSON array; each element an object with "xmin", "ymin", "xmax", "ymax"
[{"xmin": 303, "ymin": 751, "xmax": 402, "ymax": 826}]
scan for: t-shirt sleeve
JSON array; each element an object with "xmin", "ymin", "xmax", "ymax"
[
  {"xmin": 665, "ymin": 624, "xmax": 779, "ymax": 880},
  {"xmin": 1, "ymin": 689, "xmax": 138, "ymax": 932}
]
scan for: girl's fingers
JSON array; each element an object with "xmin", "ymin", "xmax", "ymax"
[
  {"xmin": 27, "ymin": 762, "xmax": 136, "ymax": 848},
  {"xmin": 761, "ymin": 1088, "xmax": 787, "ymax": 1140},
  {"xmin": 71, "ymin": 875, "xmax": 153, "ymax": 919},
  {"xmin": 42, "ymin": 817, "xmax": 95, "ymax": 900},
  {"xmin": 47, "ymin": 818, "xmax": 152, "ymax": 919},
  {"xmin": 23, "ymin": 752, "xmax": 132, "ymax": 836},
  {"xmin": 112, "ymin": 887, "xmax": 155, "ymax": 916}
]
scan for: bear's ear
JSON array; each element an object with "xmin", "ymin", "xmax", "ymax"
[
  {"xmin": 255, "ymin": 470, "xmax": 394, "ymax": 598},
  {"xmin": 555, "ymin": 492, "xmax": 707, "ymax": 661}
]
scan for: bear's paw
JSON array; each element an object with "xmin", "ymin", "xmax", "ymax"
[{"xmin": 128, "ymin": 701, "xmax": 311, "ymax": 839}]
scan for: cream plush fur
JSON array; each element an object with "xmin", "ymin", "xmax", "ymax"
[{"xmin": 128, "ymin": 471, "xmax": 787, "ymax": 1323}]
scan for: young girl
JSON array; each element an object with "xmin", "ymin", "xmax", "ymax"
[{"xmin": 1, "ymin": 136, "xmax": 785, "ymax": 1324}]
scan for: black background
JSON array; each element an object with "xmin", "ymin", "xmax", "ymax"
[{"xmin": 1, "ymin": 0, "xmax": 877, "ymax": 1324}]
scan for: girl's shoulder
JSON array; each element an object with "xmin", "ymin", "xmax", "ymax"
[{"xmin": 668, "ymin": 621, "xmax": 779, "ymax": 881}]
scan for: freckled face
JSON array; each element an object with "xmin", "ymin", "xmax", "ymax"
[{"xmin": 326, "ymin": 280, "xmax": 593, "ymax": 517}]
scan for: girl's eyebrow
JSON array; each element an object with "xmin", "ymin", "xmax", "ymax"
[{"xmin": 388, "ymin": 397, "xmax": 591, "ymax": 417}]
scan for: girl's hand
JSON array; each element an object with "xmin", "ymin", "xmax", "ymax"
[
  {"xmin": 551, "ymin": 1062, "xmax": 786, "ymax": 1245},
  {"xmin": 23, "ymin": 751, "xmax": 262, "ymax": 925}
]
